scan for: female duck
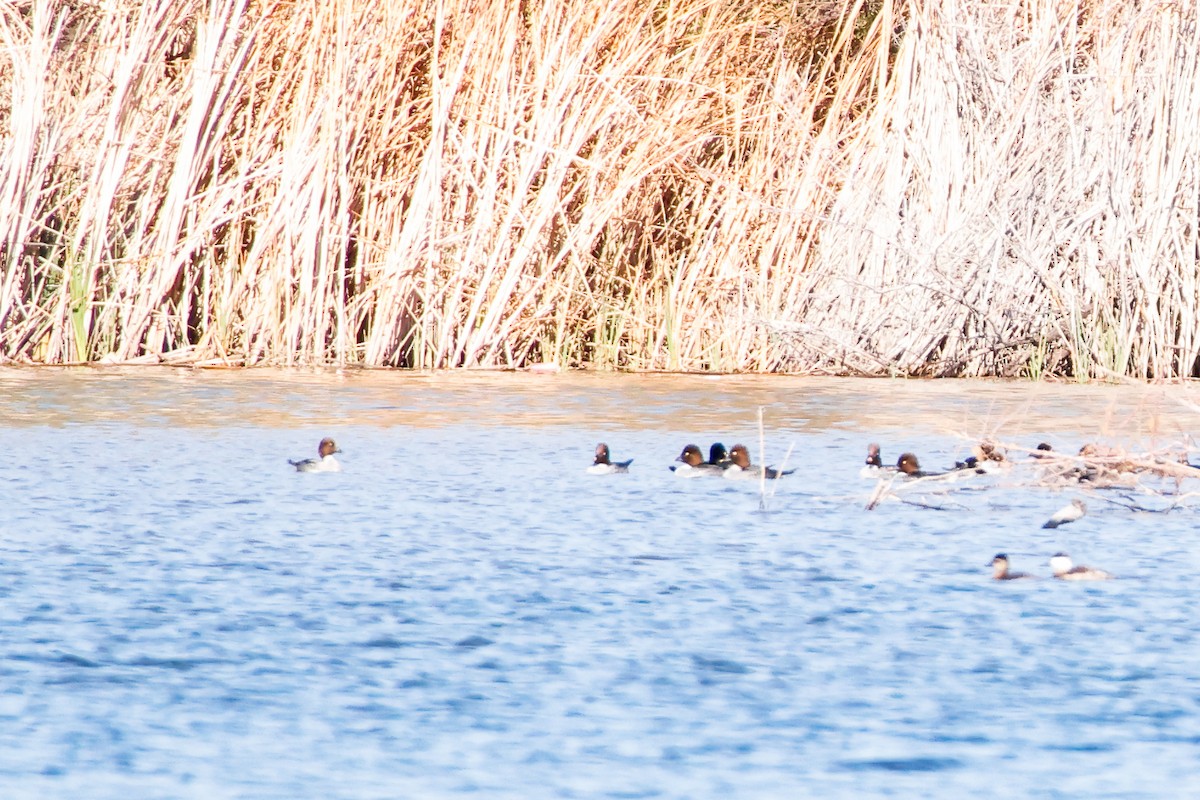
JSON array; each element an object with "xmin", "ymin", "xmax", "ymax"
[
  {"xmin": 290, "ymin": 437, "xmax": 342, "ymax": 473},
  {"xmin": 723, "ymin": 444, "xmax": 794, "ymax": 480},
  {"xmin": 861, "ymin": 443, "xmax": 897, "ymax": 478},
  {"xmin": 587, "ymin": 442, "xmax": 632, "ymax": 474},
  {"xmin": 990, "ymin": 554, "xmax": 1036, "ymax": 580},
  {"xmin": 671, "ymin": 444, "xmax": 724, "ymax": 477},
  {"xmin": 970, "ymin": 441, "xmax": 1010, "ymax": 473},
  {"xmin": 896, "ymin": 453, "xmax": 950, "ymax": 479}
]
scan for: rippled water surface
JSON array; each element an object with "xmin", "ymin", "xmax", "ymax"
[{"xmin": 2, "ymin": 369, "xmax": 1200, "ymax": 798}]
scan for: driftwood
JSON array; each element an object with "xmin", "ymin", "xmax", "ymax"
[{"xmin": 865, "ymin": 438, "xmax": 1200, "ymax": 511}]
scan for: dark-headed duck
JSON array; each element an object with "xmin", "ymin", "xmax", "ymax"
[
  {"xmin": 896, "ymin": 453, "xmax": 944, "ymax": 478},
  {"xmin": 991, "ymin": 554, "xmax": 1036, "ymax": 580},
  {"xmin": 587, "ymin": 442, "xmax": 632, "ymax": 474},
  {"xmin": 708, "ymin": 443, "xmax": 732, "ymax": 468},
  {"xmin": 861, "ymin": 443, "xmax": 898, "ymax": 478},
  {"xmin": 953, "ymin": 441, "xmax": 1007, "ymax": 474},
  {"xmin": 671, "ymin": 444, "xmax": 724, "ymax": 477}
]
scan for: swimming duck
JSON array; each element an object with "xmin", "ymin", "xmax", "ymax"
[
  {"xmin": 1075, "ymin": 443, "xmax": 1139, "ymax": 483},
  {"xmin": 723, "ymin": 444, "xmax": 794, "ymax": 480},
  {"xmin": 952, "ymin": 455, "xmax": 982, "ymax": 471},
  {"xmin": 1032, "ymin": 443, "xmax": 1107, "ymax": 484},
  {"xmin": 707, "ymin": 443, "xmax": 732, "ymax": 468},
  {"xmin": 969, "ymin": 441, "xmax": 1009, "ymax": 473},
  {"xmin": 587, "ymin": 442, "xmax": 632, "ymax": 474},
  {"xmin": 670, "ymin": 444, "xmax": 724, "ymax": 477},
  {"xmin": 896, "ymin": 453, "xmax": 945, "ymax": 478},
  {"xmin": 1049, "ymin": 552, "xmax": 1114, "ymax": 581},
  {"xmin": 289, "ymin": 437, "xmax": 342, "ymax": 473},
  {"xmin": 1042, "ymin": 498, "xmax": 1086, "ymax": 529},
  {"xmin": 861, "ymin": 443, "xmax": 898, "ymax": 478},
  {"xmin": 864, "ymin": 443, "xmax": 884, "ymax": 468},
  {"xmin": 991, "ymin": 554, "xmax": 1036, "ymax": 580},
  {"xmin": 947, "ymin": 442, "xmax": 1003, "ymax": 474}
]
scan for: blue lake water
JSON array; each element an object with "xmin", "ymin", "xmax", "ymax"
[{"xmin": 2, "ymin": 369, "xmax": 1199, "ymax": 798}]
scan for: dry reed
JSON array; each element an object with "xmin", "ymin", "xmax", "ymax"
[
  {"xmin": 0, "ymin": 0, "xmax": 1197, "ymax": 376},
  {"xmin": 866, "ymin": 436, "xmax": 1200, "ymax": 513}
]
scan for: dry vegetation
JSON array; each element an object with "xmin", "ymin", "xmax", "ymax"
[
  {"xmin": 866, "ymin": 438, "xmax": 1200, "ymax": 516},
  {"xmin": 0, "ymin": 0, "xmax": 1197, "ymax": 375}
]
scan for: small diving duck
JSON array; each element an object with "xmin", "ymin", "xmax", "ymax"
[
  {"xmin": 1049, "ymin": 552, "xmax": 1114, "ymax": 581},
  {"xmin": 1033, "ymin": 442, "xmax": 1102, "ymax": 484},
  {"xmin": 861, "ymin": 443, "xmax": 898, "ymax": 478},
  {"xmin": 707, "ymin": 443, "xmax": 732, "ymax": 468},
  {"xmin": 896, "ymin": 453, "xmax": 944, "ymax": 478},
  {"xmin": 587, "ymin": 442, "xmax": 632, "ymax": 474},
  {"xmin": 968, "ymin": 441, "xmax": 1009, "ymax": 473},
  {"xmin": 671, "ymin": 444, "xmax": 725, "ymax": 477},
  {"xmin": 289, "ymin": 437, "xmax": 342, "ymax": 473},
  {"xmin": 991, "ymin": 554, "xmax": 1037, "ymax": 581},
  {"xmin": 1042, "ymin": 499, "xmax": 1086, "ymax": 529},
  {"xmin": 1075, "ymin": 443, "xmax": 1139, "ymax": 484},
  {"xmin": 952, "ymin": 455, "xmax": 983, "ymax": 472},
  {"xmin": 723, "ymin": 444, "xmax": 794, "ymax": 480}
]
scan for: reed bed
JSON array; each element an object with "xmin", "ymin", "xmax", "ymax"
[{"xmin": 0, "ymin": 0, "xmax": 1197, "ymax": 376}]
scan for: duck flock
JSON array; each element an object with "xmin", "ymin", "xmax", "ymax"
[
  {"xmin": 290, "ymin": 434, "xmax": 1200, "ymax": 583},
  {"xmin": 589, "ymin": 441, "xmax": 795, "ymax": 480},
  {"xmin": 855, "ymin": 438, "xmax": 1199, "ymax": 581}
]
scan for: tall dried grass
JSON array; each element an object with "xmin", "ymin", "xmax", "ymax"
[{"xmin": 0, "ymin": 0, "xmax": 1197, "ymax": 376}]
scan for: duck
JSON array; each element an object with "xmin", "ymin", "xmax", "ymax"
[
  {"xmin": 1032, "ymin": 443, "xmax": 1108, "ymax": 485},
  {"xmin": 861, "ymin": 443, "xmax": 897, "ymax": 478},
  {"xmin": 991, "ymin": 554, "xmax": 1036, "ymax": 580},
  {"xmin": 1075, "ymin": 443, "xmax": 1139, "ymax": 484},
  {"xmin": 670, "ymin": 444, "xmax": 724, "ymax": 477},
  {"xmin": 723, "ymin": 444, "xmax": 794, "ymax": 480},
  {"xmin": 289, "ymin": 437, "xmax": 342, "ymax": 473},
  {"xmin": 1049, "ymin": 552, "xmax": 1114, "ymax": 581},
  {"xmin": 707, "ymin": 443, "xmax": 732, "ymax": 468},
  {"xmin": 586, "ymin": 442, "xmax": 632, "ymax": 474},
  {"xmin": 952, "ymin": 455, "xmax": 981, "ymax": 471},
  {"xmin": 968, "ymin": 441, "xmax": 1009, "ymax": 473},
  {"xmin": 896, "ymin": 453, "xmax": 945, "ymax": 478},
  {"xmin": 1042, "ymin": 498, "xmax": 1086, "ymax": 529}
]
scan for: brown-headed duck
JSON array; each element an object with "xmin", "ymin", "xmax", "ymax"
[
  {"xmin": 290, "ymin": 437, "xmax": 342, "ymax": 473},
  {"xmin": 723, "ymin": 444, "xmax": 794, "ymax": 480},
  {"xmin": 671, "ymin": 444, "xmax": 724, "ymax": 477},
  {"xmin": 587, "ymin": 442, "xmax": 632, "ymax": 474}
]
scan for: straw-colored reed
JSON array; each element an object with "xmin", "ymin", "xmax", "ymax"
[{"xmin": 1, "ymin": 0, "xmax": 1197, "ymax": 376}]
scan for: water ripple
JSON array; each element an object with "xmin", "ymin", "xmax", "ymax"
[{"xmin": 1, "ymin": 373, "xmax": 1199, "ymax": 797}]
